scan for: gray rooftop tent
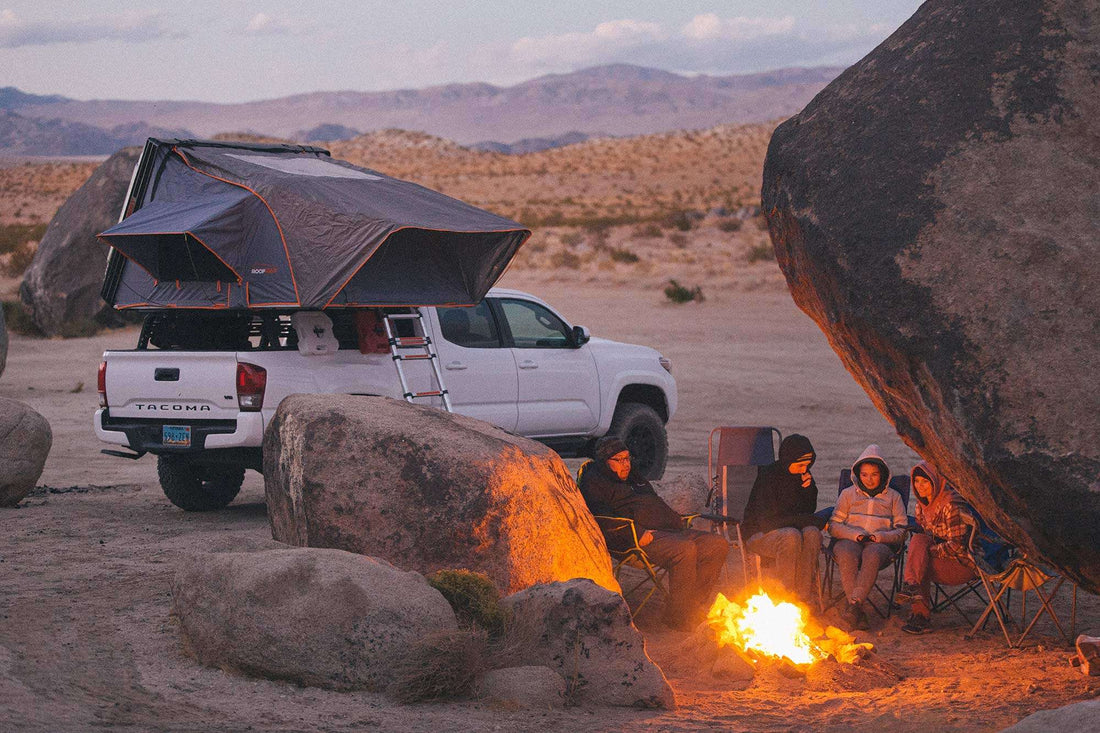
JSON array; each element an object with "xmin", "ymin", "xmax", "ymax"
[{"xmin": 99, "ymin": 139, "xmax": 530, "ymax": 309}]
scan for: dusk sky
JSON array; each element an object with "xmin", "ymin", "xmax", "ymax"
[{"xmin": 2, "ymin": 1, "xmax": 923, "ymax": 102}]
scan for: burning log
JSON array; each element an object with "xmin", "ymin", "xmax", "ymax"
[{"xmin": 705, "ymin": 591, "xmax": 874, "ymax": 669}]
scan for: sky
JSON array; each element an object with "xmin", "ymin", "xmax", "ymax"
[{"xmin": 0, "ymin": 1, "xmax": 924, "ymax": 103}]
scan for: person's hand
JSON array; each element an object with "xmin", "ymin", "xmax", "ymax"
[
  {"xmin": 857, "ymin": 534, "xmax": 870, "ymax": 543},
  {"xmin": 868, "ymin": 534, "xmax": 878, "ymax": 543},
  {"xmin": 800, "ymin": 471, "xmax": 813, "ymax": 488}
]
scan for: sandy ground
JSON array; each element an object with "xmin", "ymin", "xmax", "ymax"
[{"xmin": 2, "ymin": 275, "xmax": 1098, "ymax": 732}]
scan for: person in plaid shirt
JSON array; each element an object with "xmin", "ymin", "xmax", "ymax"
[{"xmin": 899, "ymin": 461, "xmax": 978, "ymax": 634}]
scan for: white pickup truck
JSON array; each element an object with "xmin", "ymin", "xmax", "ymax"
[{"xmin": 94, "ymin": 288, "xmax": 677, "ymax": 510}]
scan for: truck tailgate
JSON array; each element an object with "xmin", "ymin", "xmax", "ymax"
[{"xmin": 104, "ymin": 351, "xmax": 241, "ymax": 420}]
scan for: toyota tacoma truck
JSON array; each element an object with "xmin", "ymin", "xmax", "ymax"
[{"xmin": 95, "ymin": 288, "xmax": 676, "ymax": 510}]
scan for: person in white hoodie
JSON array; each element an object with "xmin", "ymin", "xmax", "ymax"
[{"xmin": 828, "ymin": 444, "xmax": 908, "ymax": 630}]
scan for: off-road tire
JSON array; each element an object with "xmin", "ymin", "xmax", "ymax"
[
  {"xmin": 607, "ymin": 401, "xmax": 668, "ymax": 480},
  {"xmin": 158, "ymin": 455, "xmax": 245, "ymax": 512}
]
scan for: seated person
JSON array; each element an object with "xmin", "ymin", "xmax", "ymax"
[
  {"xmin": 897, "ymin": 461, "xmax": 979, "ymax": 634},
  {"xmin": 828, "ymin": 444, "xmax": 907, "ymax": 630},
  {"xmin": 742, "ymin": 434, "xmax": 826, "ymax": 605},
  {"xmin": 579, "ymin": 436, "xmax": 729, "ymax": 630}
]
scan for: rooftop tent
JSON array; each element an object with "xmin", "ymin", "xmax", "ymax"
[{"xmin": 100, "ymin": 139, "xmax": 530, "ymax": 309}]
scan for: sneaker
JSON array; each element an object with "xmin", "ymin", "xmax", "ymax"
[
  {"xmin": 902, "ymin": 613, "xmax": 932, "ymax": 635},
  {"xmin": 896, "ymin": 582, "xmax": 922, "ymax": 604}
]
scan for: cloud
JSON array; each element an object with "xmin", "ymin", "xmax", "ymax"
[
  {"xmin": 243, "ymin": 13, "xmax": 305, "ymax": 36},
  {"xmin": 0, "ymin": 9, "xmax": 184, "ymax": 49},
  {"xmin": 497, "ymin": 13, "xmax": 893, "ymax": 80}
]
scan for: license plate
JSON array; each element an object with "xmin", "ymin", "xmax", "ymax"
[{"xmin": 162, "ymin": 425, "xmax": 191, "ymax": 447}]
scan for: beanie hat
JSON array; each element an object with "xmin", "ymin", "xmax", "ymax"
[{"xmin": 595, "ymin": 436, "xmax": 629, "ymax": 461}]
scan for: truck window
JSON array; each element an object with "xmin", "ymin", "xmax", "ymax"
[
  {"xmin": 437, "ymin": 302, "xmax": 502, "ymax": 348},
  {"xmin": 498, "ymin": 299, "xmax": 570, "ymax": 349}
]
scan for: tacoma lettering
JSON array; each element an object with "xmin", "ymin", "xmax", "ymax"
[{"xmin": 135, "ymin": 404, "xmax": 211, "ymax": 411}]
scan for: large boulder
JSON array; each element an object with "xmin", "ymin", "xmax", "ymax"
[
  {"xmin": 761, "ymin": 0, "xmax": 1100, "ymax": 591},
  {"xmin": 19, "ymin": 147, "xmax": 140, "ymax": 336},
  {"xmin": 0, "ymin": 305, "xmax": 6, "ymax": 377},
  {"xmin": 1002, "ymin": 699, "xmax": 1100, "ymax": 732},
  {"xmin": 171, "ymin": 547, "xmax": 457, "ymax": 690},
  {"xmin": 263, "ymin": 394, "xmax": 619, "ymax": 596},
  {"xmin": 0, "ymin": 398, "xmax": 52, "ymax": 507},
  {"xmin": 500, "ymin": 579, "xmax": 675, "ymax": 709}
]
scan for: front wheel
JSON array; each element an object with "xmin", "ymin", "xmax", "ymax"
[
  {"xmin": 607, "ymin": 402, "xmax": 668, "ymax": 480},
  {"xmin": 158, "ymin": 455, "xmax": 244, "ymax": 512}
]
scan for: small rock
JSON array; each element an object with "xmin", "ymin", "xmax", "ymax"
[{"xmin": 476, "ymin": 666, "xmax": 566, "ymax": 709}]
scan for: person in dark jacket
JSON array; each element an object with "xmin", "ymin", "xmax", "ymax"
[
  {"xmin": 742, "ymin": 434, "xmax": 826, "ymax": 604},
  {"xmin": 580, "ymin": 436, "xmax": 729, "ymax": 630}
]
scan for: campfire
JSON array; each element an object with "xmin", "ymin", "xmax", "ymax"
[{"xmin": 706, "ymin": 591, "xmax": 873, "ymax": 668}]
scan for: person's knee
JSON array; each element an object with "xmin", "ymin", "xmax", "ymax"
[
  {"xmin": 801, "ymin": 526, "xmax": 822, "ymax": 547},
  {"xmin": 701, "ymin": 534, "xmax": 730, "ymax": 560},
  {"xmin": 773, "ymin": 528, "xmax": 801, "ymax": 552}
]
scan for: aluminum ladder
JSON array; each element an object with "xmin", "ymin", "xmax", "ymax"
[{"xmin": 383, "ymin": 311, "xmax": 453, "ymax": 412}]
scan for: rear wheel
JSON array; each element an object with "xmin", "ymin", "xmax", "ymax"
[
  {"xmin": 158, "ymin": 455, "xmax": 244, "ymax": 512},
  {"xmin": 607, "ymin": 402, "xmax": 668, "ymax": 480}
]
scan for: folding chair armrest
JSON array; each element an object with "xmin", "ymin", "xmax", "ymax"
[
  {"xmin": 693, "ymin": 512, "xmax": 739, "ymax": 524},
  {"xmin": 593, "ymin": 515, "xmax": 642, "ymax": 547}
]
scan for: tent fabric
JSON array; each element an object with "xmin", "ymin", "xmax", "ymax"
[{"xmin": 100, "ymin": 139, "xmax": 530, "ymax": 309}]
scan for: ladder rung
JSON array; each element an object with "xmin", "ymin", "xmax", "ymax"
[
  {"xmin": 385, "ymin": 313, "xmax": 423, "ymax": 320},
  {"xmin": 394, "ymin": 354, "xmax": 433, "ymax": 361},
  {"xmin": 405, "ymin": 390, "xmax": 447, "ymax": 398},
  {"xmin": 392, "ymin": 337, "xmax": 430, "ymax": 347}
]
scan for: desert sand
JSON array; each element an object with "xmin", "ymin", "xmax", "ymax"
[{"xmin": 2, "ymin": 271, "xmax": 1097, "ymax": 732}]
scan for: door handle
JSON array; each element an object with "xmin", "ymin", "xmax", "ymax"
[
  {"xmin": 518, "ymin": 360, "xmax": 538, "ymax": 369},
  {"xmin": 445, "ymin": 361, "xmax": 467, "ymax": 370}
]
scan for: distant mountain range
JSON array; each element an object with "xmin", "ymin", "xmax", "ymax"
[{"xmin": 0, "ymin": 63, "xmax": 841, "ymax": 156}]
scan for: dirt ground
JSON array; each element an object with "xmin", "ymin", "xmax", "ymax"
[{"xmin": 2, "ymin": 275, "xmax": 1097, "ymax": 732}]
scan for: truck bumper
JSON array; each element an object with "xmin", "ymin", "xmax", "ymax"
[{"xmin": 94, "ymin": 409, "xmax": 265, "ymax": 452}]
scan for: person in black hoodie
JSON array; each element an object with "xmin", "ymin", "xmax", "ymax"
[
  {"xmin": 742, "ymin": 434, "xmax": 826, "ymax": 603},
  {"xmin": 580, "ymin": 436, "xmax": 729, "ymax": 630}
]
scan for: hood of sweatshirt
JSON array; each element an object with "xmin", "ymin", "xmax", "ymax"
[
  {"xmin": 777, "ymin": 433, "xmax": 816, "ymax": 472},
  {"xmin": 910, "ymin": 461, "xmax": 946, "ymax": 506},
  {"xmin": 851, "ymin": 444, "xmax": 890, "ymax": 496}
]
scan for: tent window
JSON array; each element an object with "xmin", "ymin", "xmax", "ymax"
[{"xmin": 149, "ymin": 233, "xmax": 237, "ymax": 282}]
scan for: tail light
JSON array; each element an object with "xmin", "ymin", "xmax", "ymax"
[
  {"xmin": 98, "ymin": 361, "xmax": 108, "ymax": 407},
  {"xmin": 236, "ymin": 362, "xmax": 267, "ymax": 411}
]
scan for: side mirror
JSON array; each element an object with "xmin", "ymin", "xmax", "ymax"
[{"xmin": 571, "ymin": 325, "xmax": 591, "ymax": 348}]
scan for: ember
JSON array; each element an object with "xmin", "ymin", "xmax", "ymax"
[{"xmin": 706, "ymin": 591, "xmax": 873, "ymax": 667}]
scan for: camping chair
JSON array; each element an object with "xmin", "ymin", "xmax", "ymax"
[
  {"xmin": 576, "ymin": 459, "xmax": 714, "ymax": 613},
  {"xmin": 707, "ymin": 426, "xmax": 781, "ymax": 588},
  {"xmin": 963, "ymin": 512, "xmax": 1078, "ymax": 648},
  {"xmin": 819, "ymin": 469, "xmax": 912, "ymax": 618},
  {"xmin": 926, "ymin": 503, "xmax": 1009, "ymax": 627}
]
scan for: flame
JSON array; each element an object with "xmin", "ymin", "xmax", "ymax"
[{"xmin": 707, "ymin": 591, "xmax": 827, "ymax": 666}]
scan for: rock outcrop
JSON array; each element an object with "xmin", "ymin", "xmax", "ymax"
[
  {"xmin": 0, "ymin": 398, "xmax": 52, "ymax": 507},
  {"xmin": 1002, "ymin": 699, "xmax": 1100, "ymax": 732},
  {"xmin": 19, "ymin": 147, "xmax": 140, "ymax": 336},
  {"xmin": 263, "ymin": 394, "xmax": 619, "ymax": 596},
  {"xmin": 500, "ymin": 579, "xmax": 675, "ymax": 709},
  {"xmin": 171, "ymin": 547, "xmax": 457, "ymax": 690},
  {"xmin": 761, "ymin": 0, "xmax": 1100, "ymax": 591}
]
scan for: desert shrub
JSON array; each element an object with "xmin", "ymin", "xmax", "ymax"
[
  {"xmin": 386, "ymin": 628, "xmax": 488, "ymax": 704},
  {"xmin": 632, "ymin": 223, "xmax": 663, "ymax": 239},
  {"xmin": 57, "ymin": 318, "xmax": 102, "ymax": 339},
  {"xmin": 550, "ymin": 250, "xmax": 582, "ymax": 269},
  {"xmin": 609, "ymin": 247, "xmax": 639, "ymax": 264},
  {"xmin": 0, "ymin": 223, "xmax": 47, "ymax": 255},
  {"xmin": 427, "ymin": 569, "xmax": 508, "ymax": 637},
  {"xmin": 2, "ymin": 301, "xmax": 43, "ymax": 336},
  {"xmin": 664, "ymin": 280, "xmax": 705, "ymax": 304},
  {"xmin": 0, "ymin": 242, "xmax": 35, "ymax": 277},
  {"xmin": 717, "ymin": 217, "xmax": 743, "ymax": 232},
  {"xmin": 746, "ymin": 243, "xmax": 775, "ymax": 263},
  {"xmin": 664, "ymin": 209, "xmax": 693, "ymax": 232},
  {"xmin": 668, "ymin": 232, "xmax": 688, "ymax": 248},
  {"xmin": 561, "ymin": 231, "xmax": 584, "ymax": 247}
]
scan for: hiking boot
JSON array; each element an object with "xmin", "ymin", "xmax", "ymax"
[
  {"xmin": 854, "ymin": 603, "xmax": 870, "ymax": 631},
  {"xmin": 841, "ymin": 601, "xmax": 861, "ymax": 630},
  {"xmin": 896, "ymin": 582, "xmax": 922, "ymax": 604},
  {"xmin": 902, "ymin": 613, "xmax": 932, "ymax": 635}
]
